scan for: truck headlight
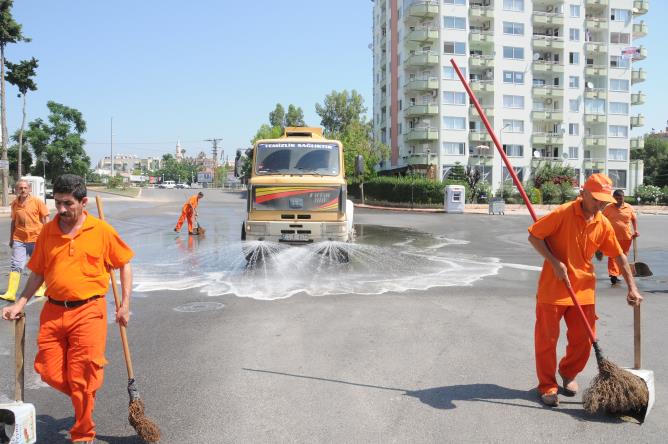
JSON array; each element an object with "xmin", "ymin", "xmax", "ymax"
[{"xmin": 247, "ymin": 222, "xmax": 267, "ymax": 234}]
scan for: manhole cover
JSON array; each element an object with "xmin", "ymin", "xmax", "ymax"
[{"xmin": 174, "ymin": 302, "xmax": 225, "ymax": 313}]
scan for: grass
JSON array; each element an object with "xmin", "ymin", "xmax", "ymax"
[{"xmin": 88, "ymin": 186, "xmax": 141, "ymax": 198}]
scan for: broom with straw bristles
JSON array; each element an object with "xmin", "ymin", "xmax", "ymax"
[
  {"xmin": 449, "ymin": 58, "xmax": 649, "ymax": 416},
  {"xmin": 96, "ymin": 196, "xmax": 161, "ymax": 442}
]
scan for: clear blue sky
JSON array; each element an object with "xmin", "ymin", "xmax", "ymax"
[
  {"xmin": 6, "ymin": 0, "xmax": 374, "ymax": 165},
  {"xmin": 5, "ymin": 1, "xmax": 665, "ymax": 167}
]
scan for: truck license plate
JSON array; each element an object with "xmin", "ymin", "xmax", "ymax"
[{"xmin": 280, "ymin": 233, "xmax": 310, "ymax": 242}]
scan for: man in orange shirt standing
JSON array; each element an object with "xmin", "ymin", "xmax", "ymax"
[
  {"xmin": 1, "ymin": 179, "xmax": 50, "ymax": 301},
  {"xmin": 174, "ymin": 191, "xmax": 204, "ymax": 234},
  {"xmin": 528, "ymin": 173, "xmax": 643, "ymax": 407},
  {"xmin": 603, "ymin": 189, "xmax": 638, "ymax": 285},
  {"xmin": 2, "ymin": 174, "xmax": 134, "ymax": 443}
]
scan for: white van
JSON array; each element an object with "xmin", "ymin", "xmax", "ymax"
[{"xmin": 159, "ymin": 180, "xmax": 176, "ymax": 189}]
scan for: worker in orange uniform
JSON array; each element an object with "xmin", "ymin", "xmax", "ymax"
[
  {"xmin": 527, "ymin": 173, "xmax": 643, "ymax": 407},
  {"xmin": 602, "ymin": 189, "xmax": 638, "ymax": 285},
  {"xmin": 174, "ymin": 191, "xmax": 204, "ymax": 234},
  {"xmin": 2, "ymin": 174, "xmax": 134, "ymax": 443},
  {"xmin": 1, "ymin": 179, "xmax": 49, "ymax": 301}
]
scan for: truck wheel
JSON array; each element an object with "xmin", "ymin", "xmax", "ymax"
[{"xmin": 241, "ymin": 223, "xmax": 246, "ymax": 241}]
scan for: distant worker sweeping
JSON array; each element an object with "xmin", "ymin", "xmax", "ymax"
[
  {"xmin": 602, "ymin": 189, "xmax": 638, "ymax": 285},
  {"xmin": 2, "ymin": 174, "xmax": 135, "ymax": 443},
  {"xmin": 1, "ymin": 179, "xmax": 49, "ymax": 301},
  {"xmin": 174, "ymin": 192, "xmax": 204, "ymax": 235},
  {"xmin": 528, "ymin": 173, "xmax": 643, "ymax": 407}
]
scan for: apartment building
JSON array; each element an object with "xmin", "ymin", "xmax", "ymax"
[{"xmin": 372, "ymin": 0, "xmax": 648, "ymax": 192}]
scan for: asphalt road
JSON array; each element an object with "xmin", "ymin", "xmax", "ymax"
[{"xmin": 1, "ymin": 188, "xmax": 667, "ymax": 443}]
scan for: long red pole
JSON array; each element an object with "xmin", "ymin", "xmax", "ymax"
[{"xmin": 449, "ymin": 58, "xmax": 598, "ymax": 344}]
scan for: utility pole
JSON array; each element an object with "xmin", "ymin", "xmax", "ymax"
[{"xmin": 204, "ymin": 138, "xmax": 223, "ymax": 167}]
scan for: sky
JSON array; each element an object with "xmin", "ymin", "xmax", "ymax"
[{"xmin": 5, "ymin": 1, "xmax": 665, "ymax": 167}]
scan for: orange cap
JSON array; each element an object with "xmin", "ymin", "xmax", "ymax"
[{"xmin": 583, "ymin": 173, "xmax": 616, "ymax": 203}]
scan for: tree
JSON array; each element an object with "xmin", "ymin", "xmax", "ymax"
[
  {"xmin": 285, "ymin": 104, "xmax": 305, "ymax": 127},
  {"xmin": 7, "ymin": 142, "xmax": 31, "ymax": 178},
  {"xmin": 632, "ymin": 136, "xmax": 668, "ymax": 187},
  {"xmin": 23, "ymin": 101, "xmax": 90, "ymax": 179},
  {"xmin": 250, "ymin": 123, "xmax": 282, "ymax": 144},
  {"xmin": 338, "ymin": 120, "xmax": 387, "ymax": 177},
  {"xmin": 268, "ymin": 103, "xmax": 285, "ymax": 128},
  {"xmin": 5, "ymin": 57, "xmax": 38, "ymax": 178},
  {"xmin": 315, "ymin": 90, "xmax": 366, "ymax": 135},
  {"xmin": 0, "ymin": 0, "xmax": 30, "ymax": 205}
]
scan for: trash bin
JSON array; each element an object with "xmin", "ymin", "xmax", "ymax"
[
  {"xmin": 444, "ymin": 185, "xmax": 465, "ymax": 213},
  {"xmin": 489, "ymin": 197, "xmax": 505, "ymax": 215}
]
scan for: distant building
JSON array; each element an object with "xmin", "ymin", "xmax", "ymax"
[{"xmin": 97, "ymin": 154, "xmax": 162, "ymax": 176}]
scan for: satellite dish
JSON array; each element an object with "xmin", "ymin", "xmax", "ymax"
[
  {"xmin": 533, "ymin": 150, "xmax": 541, "ymax": 158},
  {"xmin": 533, "ymin": 53, "xmax": 541, "ymax": 61},
  {"xmin": 586, "ymin": 81, "xmax": 594, "ymax": 90},
  {"xmin": 561, "ymin": 152, "xmax": 570, "ymax": 160}
]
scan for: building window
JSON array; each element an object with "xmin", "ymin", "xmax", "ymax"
[
  {"xmin": 443, "ymin": 91, "xmax": 467, "ymax": 105},
  {"xmin": 503, "ymin": 22, "xmax": 524, "ymax": 36},
  {"xmin": 503, "ymin": 0, "xmax": 524, "ymax": 12},
  {"xmin": 444, "ymin": 0, "xmax": 466, "ymax": 4},
  {"xmin": 569, "ymin": 76, "xmax": 579, "ymax": 89},
  {"xmin": 502, "ymin": 95, "xmax": 524, "ymax": 109},
  {"xmin": 608, "ymin": 149, "xmax": 628, "ymax": 161},
  {"xmin": 503, "ymin": 46, "xmax": 524, "ymax": 60},
  {"xmin": 444, "ymin": 41, "xmax": 466, "ymax": 55},
  {"xmin": 503, "ymin": 119, "xmax": 524, "ymax": 133},
  {"xmin": 585, "ymin": 99, "xmax": 605, "ymax": 114},
  {"xmin": 609, "ymin": 102, "xmax": 629, "ymax": 115},
  {"xmin": 503, "ymin": 71, "xmax": 524, "ymax": 84},
  {"xmin": 443, "ymin": 65, "xmax": 466, "ymax": 79},
  {"xmin": 568, "ymin": 146, "xmax": 579, "ymax": 159},
  {"xmin": 570, "ymin": 5, "xmax": 580, "ymax": 17},
  {"xmin": 569, "ymin": 28, "xmax": 580, "ymax": 41},
  {"xmin": 610, "ymin": 32, "xmax": 631, "ymax": 44},
  {"xmin": 608, "ymin": 169, "xmax": 627, "ymax": 188},
  {"xmin": 610, "ymin": 79, "xmax": 630, "ymax": 92},
  {"xmin": 610, "ymin": 56, "xmax": 630, "ymax": 69},
  {"xmin": 569, "ymin": 52, "xmax": 580, "ymax": 65},
  {"xmin": 610, "ymin": 9, "xmax": 631, "ymax": 23},
  {"xmin": 502, "ymin": 145, "xmax": 524, "ymax": 157},
  {"xmin": 569, "ymin": 99, "xmax": 579, "ymax": 112},
  {"xmin": 443, "ymin": 116, "xmax": 466, "ymax": 129},
  {"xmin": 609, "ymin": 125, "xmax": 628, "ymax": 138},
  {"xmin": 569, "ymin": 123, "xmax": 579, "ymax": 136},
  {"xmin": 503, "ymin": 166, "xmax": 525, "ymax": 182},
  {"xmin": 444, "ymin": 16, "xmax": 466, "ymax": 29},
  {"xmin": 443, "ymin": 142, "xmax": 465, "ymax": 155}
]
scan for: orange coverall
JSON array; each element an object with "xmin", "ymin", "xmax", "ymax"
[
  {"xmin": 174, "ymin": 194, "xmax": 200, "ymax": 233},
  {"xmin": 602, "ymin": 203, "xmax": 637, "ymax": 278},
  {"xmin": 28, "ymin": 211, "xmax": 134, "ymax": 442},
  {"xmin": 528, "ymin": 198, "xmax": 622, "ymax": 395}
]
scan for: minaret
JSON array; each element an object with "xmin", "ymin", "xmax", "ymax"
[{"xmin": 175, "ymin": 140, "xmax": 183, "ymax": 161}]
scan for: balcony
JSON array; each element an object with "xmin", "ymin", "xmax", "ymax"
[
  {"xmin": 469, "ymin": 31, "xmax": 494, "ymax": 47},
  {"xmin": 532, "ymin": 133, "xmax": 564, "ymax": 145},
  {"xmin": 631, "ymin": 68, "xmax": 646, "ymax": 84},
  {"xmin": 585, "ymin": 0, "xmax": 609, "ymax": 5},
  {"xmin": 470, "ymin": 131, "xmax": 492, "ymax": 143},
  {"xmin": 585, "ymin": 41, "xmax": 608, "ymax": 53},
  {"xmin": 633, "ymin": 0, "xmax": 649, "ymax": 15},
  {"xmin": 630, "ymin": 137, "xmax": 645, "ymax": 150},
  {"xmin": 585, "ymin": 65, "xmax": 608, "ymax": 77},
  {"xmin": 585, "ymin": 18, "xmax": 609, "ymax": 30},
  {"xmin": 585, "ymin": 89, "xmax": 607, "ymax": 99},
  {"xmin": 406, "ymin": 1, "xmax": 439, "ymax": 19},
  {"xmin": 469, "ymin": 5, "xmax": 494, "ymax": 19},
  {"xmin": 532, "ymin": 111, "xmax": 564, "ymax": 122},
  {"xmin": 635, "ymin": 46, "xmax": 647, "ymax": 60},
  {"xmin": 533, "ymin": 36, "xmax": 565, "ymax": 50},
  {"xmin": 583, "ymin": 158, "xmax": 607, "ymax": 170},
  {"xmin": 533, "ymin": 61, "xmax": 564, "ymax": 73},
  {"xmin": 585, "ymin": 135, "xmax": 606, "ymax": 147},
  {"xmin": 405, "ymin": 104, "xmax": 439, "ymax": 117},
  {"xmin": 405, "ymin": 51, "xmax": 439, "ymax": 67},
  {"xmin": 633, "ymin": 22, "xmax": 648, "ymax": 38},
  {"xmin": 470, "ymin": 80, "xmax": 494, "ymax": 93},
  {"xmin": 533, "ymin": 85, "xmax": 564, "ymax": 98},
  {"xmin": 470, "ymin": 107, "xmax": 494, "ymax": 118},
  {"xmin": 585, "ymin": 114, "xmax": 607, "ymax": 124},
  {"xmin": 405, "ymin": 27, "xmax": 439, "ymax": 44},
  {"xmin": 631, "ymin": 115, "xmax": 645, "ymax": 128},
  {"xmin": 631, "ymin": 92, "xmax": 646, "ymax": 105},
  {"xmin": 405, "ymin": 77, "xmax": 439, "ymax": 91},
  {"xmin": 406, "ymin": 153, "xmax": 433, "ymax": 165},
  {"xmin": 469, "ymin": 55, "xmax": 494, "ymax": 68},
  {"xmin": 533, "ymin": 12, "xmax": 564, "ymax": 26},
  {"xmin": 404, "ymin": 128, "xmax": 439, "ymax": 142}
]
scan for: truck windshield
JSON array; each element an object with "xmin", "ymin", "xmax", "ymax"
[{"xmin": 255, "ymin": 142, "xmax": 340, "ymax": 176}]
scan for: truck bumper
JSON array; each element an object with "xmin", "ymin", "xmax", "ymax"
[{"xmin": 244, "ymin": 220, "xmax": 350, "ymax": 243}]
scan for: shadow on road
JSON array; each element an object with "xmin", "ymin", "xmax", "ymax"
[
  {"xmin": 36, "ymin": 415, "xmax": 145, "ymax": 444},
  {"xmin": 243, "ymin": 368, "xmax": 623, "ymax": 424}
]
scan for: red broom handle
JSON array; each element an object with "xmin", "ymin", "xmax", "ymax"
[{"xmin": 450, "ymin": 58, "xmax": 597, "ymax": 343}]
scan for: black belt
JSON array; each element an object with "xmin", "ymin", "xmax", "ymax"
[{"xmin": 47, "ymin": 295, "xmax": 102, "ymax": 308}]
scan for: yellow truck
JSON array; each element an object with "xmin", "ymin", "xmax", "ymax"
[{"xmin": 241, "ymin": 127, "xmax": 354, "ymax": 244}]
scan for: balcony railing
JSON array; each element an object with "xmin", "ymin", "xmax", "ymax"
[
  {"xmin": 583, "ymin": 158, "xmax": 607, "ymax": 170},
  {"xmin": 632, "ymin": 69, "xmax": 646, "ymax": 84},
  {"xmin": 633, "ymin": 22, "xmax": 648, "ymax": 38},
  {"xmin": 631, "ymin": 92, "xmax": 646, "ymax": 105},
  {"xmin": 631, "ymin": 115, "xmax": 645, "ymax": 128},
  {"xmin": 585, "ymin": 65, "xmax": 608, "ymax": 77},
  {"xmin": 405, "ymin": 51, "xmax": 439, "ymax": 67},
  {"xmin": 532, "ymin": 111, "xmax": 564, "ymax": 121},
  {"xmin": 533, "ymin": 61, "xmax": 564, "ymax": 73},
  {"xmin": 469, "ymin": 30, "xmax": 494, "ymax": 45},
  {"xmin": 585, "ymin": 41, "xmax": 608, "ymax": 53},
  {"xmin": 532, "ymin": 133, "xmax": 564, "ymax": 144},
  {"xmin": 469, "ymin": 5, "xmax": 494, "ymax": 19},
  {"xmin": 585, "ymin": 135, "xmax": 606, "ymax": 146},
  {"xmin": 405, "ymin": 104, "xmax": 439, "ymax": 117},
  {"xmin": 585, "ymin": 114, "xmax": 607, "ymax": 124},
  {"xmin": 585, "ymin": 17, "xmax": 609, "ymax": 30},
  {"xmin": 404, "ymin": 128, "xmax": 439, "ymax": 142},
  {"xmin": 469, "ymin": 55, "xmax": 494, "ymax": 68},
  {"xmin": 533, "ymin": 12, "xmax": 565, "ymax": 26},
  {"xmin": 470, "ymin": 131, "xmax": 492, "ymax": 143},
  {"xmin": 532, "ymin": 35, "xmax": 565, "ymax": 50},
  {"xmin": 633, "ymin": 0, "xmax": 649, "ymax": 15},
  {"xmin": 405, "ymin": 77, "xmax": 439, "ymax": 91},
  {"xmin": 406, "ymin": 0, "xmax": 439, "ymax": 18},
  {"xmin": 585, "ymin": 0, "xmax": 609, "ymax": 5},
  {"xmin": 635, "ymin": 46, "xmax": 647, "ymax": 60},
  {"xmin": 630, "ymin": 137, "xmax": 645, "ymax": 150},
  {"xmin": 585, "ymin": 88, "xmax": 607, "ymax": 99},
  {"xmin": 470, "ymin": 80, "xmax": 494, "ymax": 93},
  {"xmin": 405, "ymin": 27, "xmax": 439, "ymax": 43},
  {"xmin": 533, "ymin": 85, "xmax": 564, "ymax": 98},
  {"xmin": 470, "ymin": 107, "xmax": 494, "ymax": 118}
]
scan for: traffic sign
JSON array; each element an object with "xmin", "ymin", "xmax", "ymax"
[{"xmin": 0, "ymin": 160, "xmax": 9, "ymax": 170}]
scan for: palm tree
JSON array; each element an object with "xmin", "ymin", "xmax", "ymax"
[{"xmin": 6, "ymin": 57, "xmax": 38, "ymax": 178}]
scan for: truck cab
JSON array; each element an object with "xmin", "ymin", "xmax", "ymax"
[{"xmin": 242, "ymin": 127, "xmax": 353, "ymax": 244}]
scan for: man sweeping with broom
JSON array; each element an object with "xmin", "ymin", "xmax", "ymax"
[
  {"xmin": 528, "ymin": 173, "xmax": 643, "ymax": 407},
  {"xmin": 1, "ymin": 174, "xmax": 134, "ymax": 443}
]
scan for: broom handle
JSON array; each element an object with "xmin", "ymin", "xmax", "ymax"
[
  {"xmin": 14, "ymin": 314, "xmax": 25, "ymax": 402},
  {"xmin": 450, "ymin": 58, "xmax": 598, "ymax": 344},
  {"xmin": 633, "ymin": 237, "xmax": 638, "ymax": 263},
  {"xmin": 634, "ymin": 305, "xmax": 641, "ymax": 369},
  {"xmin": 95, "ymin": 196, "xmax": 135, "ymax": 380}
]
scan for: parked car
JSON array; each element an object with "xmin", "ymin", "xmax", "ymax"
[
  {"xmin": 175, "ymin": 183, "xmax": 190, "ymax": 189},
  {"xmin": 158, "ymin": 180, "xmax": 176, "ymax": 189}
]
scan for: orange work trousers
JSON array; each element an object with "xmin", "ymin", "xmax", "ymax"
[
  {"xmin": 608, "ymin": 238, "xmax": 632, "ymax": 278},
  {"xmin": 34, "ymin": 297, "xmax": 108, "ymax": 442},
  {"xmin": 535, "ymin": 302, "xmax": 597, "ymax": 395},
  {"xmin": 174, "ymin": 206, "xmax": 194, "ymax": 233}
]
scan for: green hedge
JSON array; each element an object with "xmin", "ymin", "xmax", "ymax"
[{"xmin": 348, "ymin": 176, "xmax": 467, "ymax": 205}]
